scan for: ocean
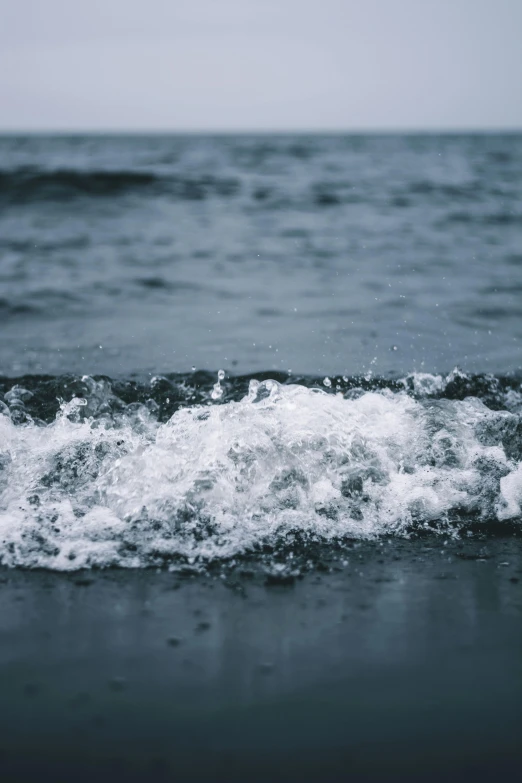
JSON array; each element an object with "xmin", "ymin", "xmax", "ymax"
[
  {"xmin": 1, "ymin": 133, "xmax": 521, "ymax": 378},
  {"xmin": 0, "ymin": 133, "xmax": 521, "ymax": 570},
  {"xmin": 0, "ymin": 133, "xmax": 521, "ymax": 781}
]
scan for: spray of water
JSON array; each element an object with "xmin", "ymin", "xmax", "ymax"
[{"xmin": 0, "ymin": 374, "xmax": 521, "ymax": 569}]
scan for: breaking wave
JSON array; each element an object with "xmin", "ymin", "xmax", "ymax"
[{"xmin": 0, "ymin": 370, "xmax": 521, "ymax": 570}]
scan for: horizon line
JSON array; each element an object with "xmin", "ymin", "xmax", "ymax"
[{"xmin": 0, "ymin": 127, "xmax": 521, "ymax": 136}]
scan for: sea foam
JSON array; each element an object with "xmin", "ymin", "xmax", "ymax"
[{"xmin": 0, "ymin": 376, "xmax": 521, "ymax": 569}]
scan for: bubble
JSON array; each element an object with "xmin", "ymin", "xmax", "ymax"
[
  {"xmin": 5, "ymin": 386, "xmax": 33, "ymax": 405},
  {"xmin": 323, "ymin": 377, "xmax": 332, "ymax": 388}
]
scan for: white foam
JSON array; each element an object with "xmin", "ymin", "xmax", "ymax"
[{"xmin": 0, "ymin": 379, "xmax": 520, "ymax": 569}]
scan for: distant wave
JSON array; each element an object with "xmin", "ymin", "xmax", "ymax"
[
  {"xmin": 0, "ymin": 167, "xmax": 160, "ymax": 202},
  {"xmin": 2, "ymin": 166, "xmax": 515, "ymax": 212},
  {"xmin": 407, "ymin": 180, "xmax": 483, "ymax": 199},
  {"xmin": 0, "ymin": 297, "xmax": 36, "ymax": 316},
  {"xmin": 0, "ymin": 167, "xmax": 241, "ymax": 204},
  {"xmin": 0, "ymin": 290, "xmax": 86, "ymax": 319},
  {"xmin": 0, "ymin": 370, "xmax": 521, "ymax": 571},
  {"xmin": 444, "ymin": 210, "xmax": 522, "ymax": 225}
]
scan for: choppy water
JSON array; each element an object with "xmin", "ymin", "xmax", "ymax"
[
  {"xmin": 0, "ymin": 133, "xmax": 521, "ymax": 376},
  {"xmin": 0, "ymin": 134, "xmax": 521, "ymax": 569}
]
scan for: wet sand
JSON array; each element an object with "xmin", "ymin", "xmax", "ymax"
[{"xmin": 0, "ymin": 536, "xmax": 521, "ymax": 782}]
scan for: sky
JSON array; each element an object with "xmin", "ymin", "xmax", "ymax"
[{"xmin": 1, "ymin": 0, "xmax": 521, "ymax": 131}]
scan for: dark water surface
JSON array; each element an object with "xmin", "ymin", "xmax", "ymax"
[
  {"xmin": 1, "ymin": 133, "xmax": 521, "ymax": 377},
  {"xmin": 1, "ymin": 537, "xmax": 521, "ymax": 782}
]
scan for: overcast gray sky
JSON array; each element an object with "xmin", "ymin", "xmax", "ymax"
[{"xmin": 1, "ymin": 0, "xmax": 521, "ymax": 131}]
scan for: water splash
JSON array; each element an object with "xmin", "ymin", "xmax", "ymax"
[
  {"xmin": 211, "ymin": 369, "xmax": 226, "ymax": 400},
  {"xmin": 0, "ymin": 372, "xmax": 521, "ymax": 569}
]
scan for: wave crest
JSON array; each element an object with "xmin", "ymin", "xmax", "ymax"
[{"xmin": 1, "ymin": 374, "xmax": 521, "ymax": 570}]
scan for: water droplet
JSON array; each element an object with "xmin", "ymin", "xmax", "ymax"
[
  {"xmin": 211, "ymin": 384, "xmax": 223, "ymax": 400},
  {"xmin": 323, "ymin": 377, "xmax": 332, "ymax": 388}
]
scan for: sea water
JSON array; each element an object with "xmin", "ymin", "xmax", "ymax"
[{"xmin": 0, "ymin": 134, "xmax": 521, "ymax": 569}]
